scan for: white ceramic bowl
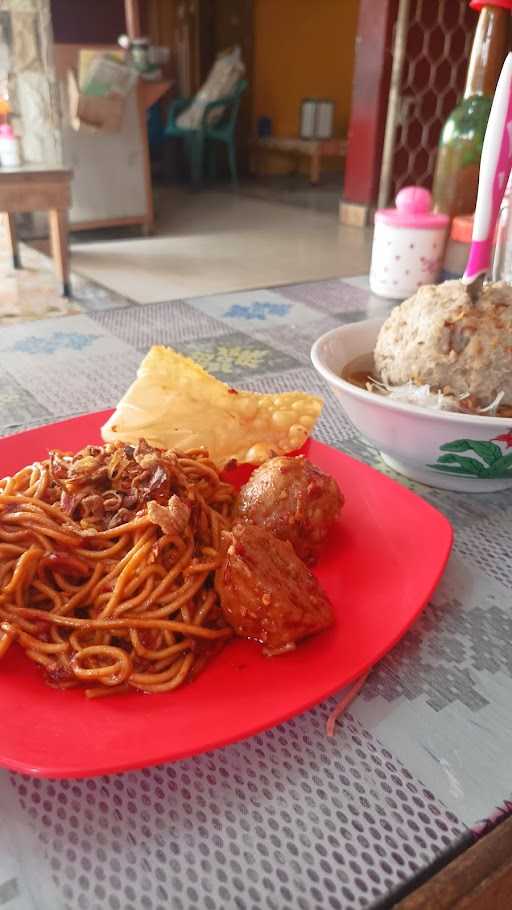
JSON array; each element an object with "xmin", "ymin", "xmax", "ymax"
[{"xmin": 311, "ymin": 319, "xmax": 512, "ymax": 493}]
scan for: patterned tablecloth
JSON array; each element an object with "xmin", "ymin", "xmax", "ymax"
[{"xmin": 1, "ymin": 268, "xmax": 511, "ymax": 910}]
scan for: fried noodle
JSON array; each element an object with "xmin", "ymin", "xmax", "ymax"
[{"xmin": 0, "ymin": 440, "xmax": 236, "ymax": 697}]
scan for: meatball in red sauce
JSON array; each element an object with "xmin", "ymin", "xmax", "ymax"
[
  {"xmin": 235, "ymin": 455, "xmax": 343, "ymax": 564},
  {"xmin": 216, "ymin": 523, "xmax": 333, "ymax": 654}
]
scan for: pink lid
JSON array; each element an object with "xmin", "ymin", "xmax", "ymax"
[
  {"xmin": 375, "ymin": 186, "xmax": 450, "ymax": 229},
  {"xmin": 0, "ymin": 124, "xmax": 14, "ymax": 138}
]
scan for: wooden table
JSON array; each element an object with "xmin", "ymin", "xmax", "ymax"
[
  {"xmin": 396, "ymin": 814, "xmax": 512, "ymax": 910},
  {"xmin": 0, "ymin": 166, "xmax": 72, "ymax": 297},
  {"xmin": 249, "ymin": 135, "xmax": 347, "ymax": 184}
]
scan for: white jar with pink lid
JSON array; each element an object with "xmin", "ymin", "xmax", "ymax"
[{"xmin": 369, "ymin": 186, "xmax": 450, "ymax": 299}]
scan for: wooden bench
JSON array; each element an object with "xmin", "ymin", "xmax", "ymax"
[
  {"xmin": 249, "ymin": 136, "xmax": 347, "ymax": 185},
  {"xmin": 0, "ymin": 166, "xmax": 72, "ymax": 297}
]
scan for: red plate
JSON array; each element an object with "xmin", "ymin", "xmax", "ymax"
[{"xmin": 0, "ymin": 411, "xmax": 452, "ymax": 778}]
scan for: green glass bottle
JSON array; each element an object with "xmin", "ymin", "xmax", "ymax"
[{"xmin": 432, "ymin": 1, "xmax": 510, "ymax": 216}]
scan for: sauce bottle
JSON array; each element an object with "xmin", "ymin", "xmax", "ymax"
[
  {"xmin": 432, "ymin": 0, "xmax": 511, "ymax": 216},
  {"xmin": 0, "ymin": 79, "xmax": 11, "ymax": 125},
  {"xmin": 0, "ymin": 124, "xmax": 20, "ymax": 167}
]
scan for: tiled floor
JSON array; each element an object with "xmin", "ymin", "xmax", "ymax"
[
  {"xmin": 13, "ymin": 186, "xmax": 372, "ymax": 323},
  {"xmin": 237, "ymin": 173, "xmax": 343, "ymax": 214},
  {"xmin": 0, "ymin": 232, "xmax": 79, "ymax": 326},
  {"xmin": 66, "ymin": 189, "xmax": 372, "ymax": 304},
  {"xmin": 0, "ymin": 233, "xmax": 135, "ymax": 327}
]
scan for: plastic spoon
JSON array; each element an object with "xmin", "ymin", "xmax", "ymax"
[{"xmin": 462, "ymin": 52, "xmax": 512, "ymax": 302}]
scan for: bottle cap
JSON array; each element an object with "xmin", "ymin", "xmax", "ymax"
[
  {"xmin": 375, "ymin": 186, "xmax": 450, "ymax": 229},
  {"xmin": 470, "ymin": 1, "xmax": 512, "ymax": 11},
  {"xmin": 450, "ymin": 213, "xmax": 501, "ymax": 243},
  {"xmin": 450, "ymin": 215, "xmax": 473, "ymax": 243}
]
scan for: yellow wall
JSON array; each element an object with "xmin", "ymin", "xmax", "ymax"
[{"xmin": 252, "ymin": 0, "xmax": 359, "ymax": 145}]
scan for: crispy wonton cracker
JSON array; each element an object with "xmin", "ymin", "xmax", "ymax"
[{"xmin": 102, "ymin": 346, "xmax": 323, "ymax": 467}]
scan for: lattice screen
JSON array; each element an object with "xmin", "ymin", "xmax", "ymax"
[{"xmin": 383, "ymin": 0, "xmax": 476, "ymax": 203}]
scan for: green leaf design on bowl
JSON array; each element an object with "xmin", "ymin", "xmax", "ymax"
[
  {"xmin": 490, "ymin": 452, "xmax": 512, "ymax": 477},
  {"xmin": 428, "ymin": 435, "xmax": 512, "ymax": 479}
]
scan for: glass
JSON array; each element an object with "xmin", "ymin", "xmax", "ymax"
[
  {"xmin": 492, "ymin": 171, "xmax": 512, "ymax": 282},
  {"xmin": 432, "ymin": 5, "xmax": 509, "ymax": 216}
]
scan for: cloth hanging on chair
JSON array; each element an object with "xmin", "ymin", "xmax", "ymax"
[{"xmin": 176, "ymin": 46, "xmax": 245, "ymax": 130}]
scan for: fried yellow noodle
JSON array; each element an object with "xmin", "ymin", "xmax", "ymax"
[{"xmin": 0, "ymin": 440, "xmax": 236, "ymax": 697}]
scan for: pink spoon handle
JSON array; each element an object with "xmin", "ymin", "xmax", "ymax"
[{"xmin": 463, "ymin": 52, "xmax": 512, "ymax": 285}]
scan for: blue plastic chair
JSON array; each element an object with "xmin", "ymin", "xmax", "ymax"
[{"xmin": 165, "ymin": 79, "xmax": 248, "ymax": 185}]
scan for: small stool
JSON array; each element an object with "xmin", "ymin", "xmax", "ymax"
[
  {"xmin": 249, "ymin": 137, "xmax": 347, "ymax": 185},
  {"xmin": 0, "ymin": 166, "xmax": 72, "ymax": 297}
]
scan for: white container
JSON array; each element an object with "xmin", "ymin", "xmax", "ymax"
[
  {"xmin": 311, "ymin": 319, "xmax": 512, "ymax": 493},
  {"xmin": 0, "ymin": 124, "xmax": 20, "ymax": 167},
  {"xmin": 315, "ymin": 100, "xmax": 334, "ymax": 139},
  {"xmin": 300, "ymin": 99, "xmax": 316, "ymax": 139},
  {"xmin": 370, "ymin": 186, "xmax": 449, "ymax": 299}
]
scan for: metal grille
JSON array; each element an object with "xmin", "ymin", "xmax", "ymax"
[{"xmin": 379, "ymin": 0, "xmax": 475, "ymax": 205}]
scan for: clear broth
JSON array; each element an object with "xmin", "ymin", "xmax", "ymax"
[
  {"xmin": 341, "ymin": 352, "xmax": 512, "ymax": 419},
  {"xmin": 341, "ymin": 352, "xmax": 377, "ymax": 390}
]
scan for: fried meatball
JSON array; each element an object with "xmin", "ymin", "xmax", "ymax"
[
  {"xmin": 235, "ymin": 455, "xmax": 343, "ymax": 564},
  {"xmin": 215, "ymin": 523, "xmax": 333, "ymax": 653}
]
